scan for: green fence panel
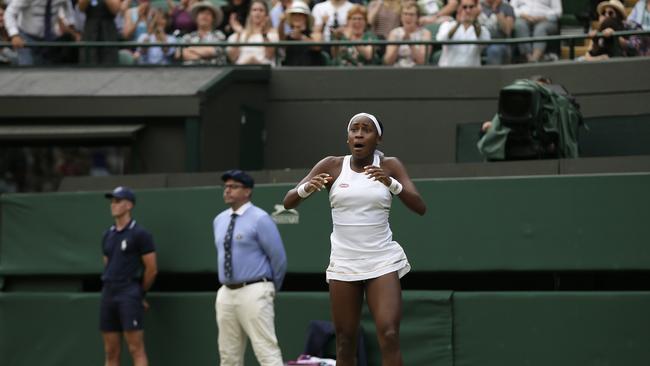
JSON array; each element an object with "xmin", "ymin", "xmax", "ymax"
[
  {"xmin": 397, "ymin": 173, "xmax": 650, "ymax": 271},
  {"xmin": 396, "ymin": 173, "xmax": 650, "ymax": 271},
  {"xmin": 2, "ymin": 173, "xmax": 650, "ymax": 274},
  {"xmin": 4, "ymin": 290, "xmax": 649, "ymax": 366},
  {"xmin": 0, "ymin": 187, "xmax": 223, "ymax": 274},
  {"xmin": 0, "ymin": 293, "xmax": 105, "ymax": 365},
  {"xmin": 453, "ymin": 291, "xmax": 650, "ymax": 366},
  {"xmin": 0, "ymin": 290, "xmax": 452, "ymax": 366}
]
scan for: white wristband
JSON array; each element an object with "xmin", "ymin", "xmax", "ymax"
[
  {"xmin": 297, "ymin": 182, "xmax": 312, "ymax": 198},
  {"xmin": 389, "ymin": 177, "xmax": 403, "ymax": 195}
]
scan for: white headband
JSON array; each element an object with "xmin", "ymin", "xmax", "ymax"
[{"xmin": 347, "ymin": 112, "xmax": 382, "ymax": 136}]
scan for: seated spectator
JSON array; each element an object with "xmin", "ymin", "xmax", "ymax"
[
  {"xmin": 626, "ymin": 0, "xmax": 650, "ymax": 56},
  {"xmin": 511, "ymin": 0, "xmax": 562, "ymax": 62},
  {"xmin": 312, "ymin": 0, "xmax": 354, "ymax": 41},
  {"xmin": 384, "ymin": 2, "xmax": 431, "ymax": 66},
  {"xmin": 628, "ymin": 0, "xmax": 650, "ymax": 30},
  {"xmin": 227, "ymin": 0, "xmax": 279, "ymax": 65},
  {"xmin": 135, "ymin": 8, "xmax": 176, "ymax": 64},
  {"xmin": 122, "ymin": 0, "xmax": 154, "ymax": 41},
  {"xmin": 419, "ymin": 0, "xmax": 458, "ymax": 25},
  {"xmin": 0, "ymin": 1, "xmax": 18, "ymax": 65},
  {"xmin": 367, "ymin": 0, "xmax": 401, "ymax": 39},
  {"xmin": 271, "ymin": 0, "xmax": 292, "ymax": 34},
  {"xmin": 114, "ymin": 0, "xmax": 131, "ymax": 37},
  {"xmin": 584, "ymin": 15, "xmax": 624, "ymax": 61},
  {"xmin": 4, "ymin": 0, "xmax": 76, "ymax": 65},
  {"xmin": 478, "ymin": 0, "xmax": 514, "ymax": 64},
  {"xmin": 79, "ymin": 0, "xmax": 121, "ymax": 65},
  {"xmin": 331, "ymin": 4, "xmax": 378, "ymax": 65},
  {"xmin": 279, "ymin": 1, "xmax": 324, "ymax": 66},
  {"xmin": 167, "ymin": 0, "xmax": 197, "ymax": 35},
  {"xmin": 437, "ymin": 0, "xmax": 489, "ymax": 67},
  {"xmin": 585, "ymin": 0, "xmax": 650, "ymax": 59},
  {"xmin": 176, "ymin": 1, "xmax": 227, "ymax": 65},
  {"xmin": 220, "ymin": 0, "xmax": 250, "ymax": 37}
]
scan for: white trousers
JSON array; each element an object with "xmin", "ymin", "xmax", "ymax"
[{"xmin": 215, "ymin": 281, "xmax": 283, "ymax": 366}]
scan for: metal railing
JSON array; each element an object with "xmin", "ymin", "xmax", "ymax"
[{"xmin": 1, "ymin": 29, "xmax": 649, "ymax": 66}]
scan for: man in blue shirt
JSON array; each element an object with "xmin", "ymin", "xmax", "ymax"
[
  {"xmin": 100, "ymin": 186, "xmax": 158, "ymax": 366},
  {"xmin": 213, "ymin": 170, "xmax": 287, "ymax": 366}
]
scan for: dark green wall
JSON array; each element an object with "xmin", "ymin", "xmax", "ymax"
[
  {"xmin": 2, "ymin": 174, "xmax": 650, "ymax": 365},
  {"xmin": 263, "ymin": 58, "xmax": 650, "ymax": 168},
  {"xmin": 453, "ymin": 292, "xmax": 650, "ymax": 366},
  {"xmin": 458, "ymin": 114, "xmax": 650, "ymax": 163},
  {"xmin": 4, "ymin": 60, "xmax": 649, "ymax": 174},
  {"xmin": 2, "ymin": 291, "xmax": 648, "ymax": 366},
  {"xmin": 2, "ymin": 173, "xmax": 650, "ymax": 275},
  {"xmin": 0, "ymin": 291, "xmax": 452, "ymax": 366},
  {"xmin": 201, "ymin": 81, "xmax": 270, "ymax": 172}
]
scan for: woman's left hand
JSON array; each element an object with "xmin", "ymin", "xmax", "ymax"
[{"xmin": 364, "ymin": 165, "xmax": 391, "ymax": 186}]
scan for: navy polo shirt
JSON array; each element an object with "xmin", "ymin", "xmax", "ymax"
[{"xmin": 101, "ymin": 220, "xmax": 155, "ymax": 283}]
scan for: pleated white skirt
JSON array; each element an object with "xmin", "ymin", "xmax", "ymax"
[{"xmin": 326, "ymin": 224, "xmax": 411, "ymax": 282}]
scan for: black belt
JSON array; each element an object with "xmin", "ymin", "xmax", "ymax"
[{"xmin": 225, "ymin": 277, "xmax": 270, "ymax": 290}]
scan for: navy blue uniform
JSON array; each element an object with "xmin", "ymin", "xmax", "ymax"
[{"xmin": 100, "ymin": 219, "xmax": 155, "ymax": 332}]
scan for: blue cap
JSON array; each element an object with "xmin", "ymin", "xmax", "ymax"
[
  {"xmin": 221, "ymin": 169, "xmax": 254, "ymax": 188},
  {"xmin": 105, "ymin": 186, "xmax": 136, "ymax": 204}
]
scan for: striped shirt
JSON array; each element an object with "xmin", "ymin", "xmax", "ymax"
[{"xmin": 4, "ymin": 0, "xmax": 74, "ymax": 38}]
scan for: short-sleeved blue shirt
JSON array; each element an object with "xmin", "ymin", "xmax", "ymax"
[{"xmin": 101, "ymin": 220, "xmax": 155, "ymax": 283}]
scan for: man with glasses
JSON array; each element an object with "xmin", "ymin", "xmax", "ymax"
[
  {"xmin": 436, "ymin": 0, "xmax": 490, "ymax": 66},
  {"xmin": 213, "ymin": 169, "xmax": 287, "ymax": 366},
  {"xmin": 511, "ymin": 0, "xmax": 562, "ymax": 62}
]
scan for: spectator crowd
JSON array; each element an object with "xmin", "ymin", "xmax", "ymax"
[{"xmin": 0, "ymin": 0, "xmax": 649, "ymax": 66}]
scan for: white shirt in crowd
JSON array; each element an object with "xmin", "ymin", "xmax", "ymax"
[
  {"xmin": 227, "ymin": 30, "xmax": 279, "ymax": 66},
  {"xmin": 312, "ymin": 0, "xmax": 354, "ymax": 41},
  {"xmin": 436, "ymin": 20, "xmax": 490, "ymax": 67},
  {"xmin": 4, "ymin": 0, "xmax": 74, "ymax": 38},
  {"xmin": 509, "ymin": 0, "xmax": 563, "ymax": 22}
]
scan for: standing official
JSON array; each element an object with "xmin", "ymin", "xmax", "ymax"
[
  {"xmin": 213, "ymin": 170, "xmax": 287, "ymax": 366},
  {"xmin": 100, "ymin": 186, "xmax": 158, "ymax": 366}
]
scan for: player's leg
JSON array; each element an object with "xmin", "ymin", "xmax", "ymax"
[
  {"xmin": 216, "ymin": 286, "xmax": 248, "ymax": 366},
  {"xmin": 237, "ymin": 282, "xmax": 283, "ymax": 366},
  {"xmin": 123, "ymin": 330, "xmax": 148, "ymax": 366},
  {"xmin": 366, "ymin": 272, "xmax": 403, "ymax": 366},
  {"xmin": 100, "ymin": 289, "xmax": 122, "ymax": 366},
  {"xmin": 101, "ymin": 332, "xmax": 122, "ymax": 366},
  {"xmin": 118, "ymin": 288, "xmax": 148, "ymax": 366},
  {"xmin": 329, "ymin": 279, "xmax": 364, "ymax": 366}
]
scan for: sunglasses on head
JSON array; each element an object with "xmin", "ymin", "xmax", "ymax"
[{"xmin": 601, "ymin": 9, "xmax": 617, "ymax": 17}]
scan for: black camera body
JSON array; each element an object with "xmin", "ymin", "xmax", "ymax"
[
  {"xmin": 498, "ymin": 85, "xmax": 559, "ymax": 160},
  {"xmin": 478, "ymin": 79, "xmax": 582, "ymax": 161}
]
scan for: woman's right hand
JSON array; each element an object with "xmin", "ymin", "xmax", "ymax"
[{"xmin": 304, "ymin": 173, "xmax": 332, "ymax": 193}]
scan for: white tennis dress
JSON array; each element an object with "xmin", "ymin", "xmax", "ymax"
[{"xmin": 326, "ymin": 154, "xmax": 411, "ymax": 282}]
